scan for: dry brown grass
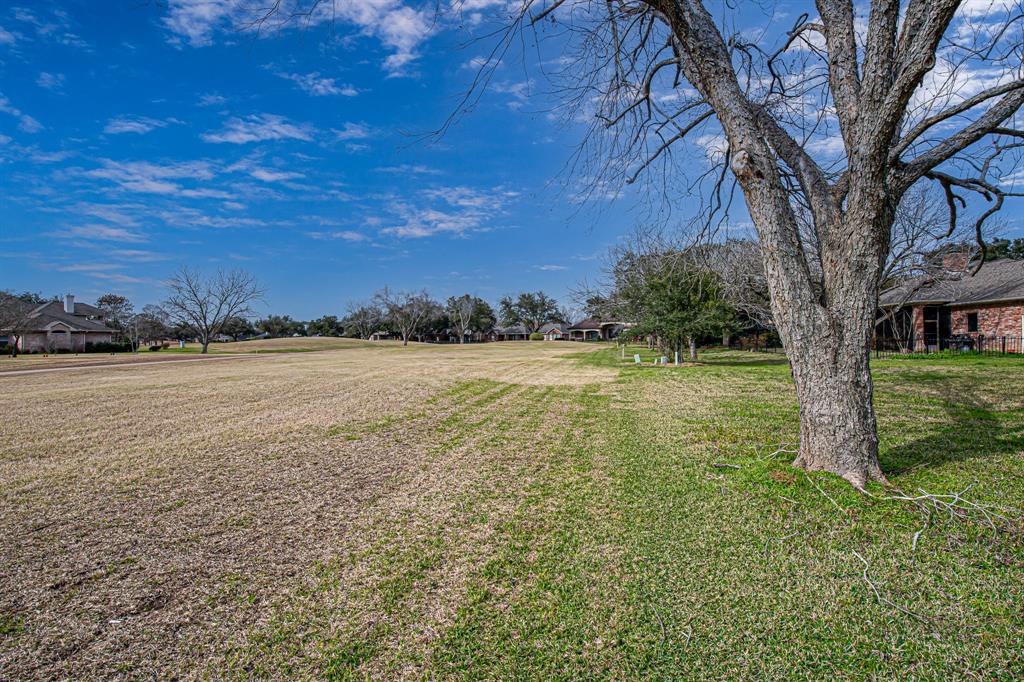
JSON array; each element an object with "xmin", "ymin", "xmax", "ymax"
[{"xmin": 0, "ymin": 341, "xmax": 610, "ymax": 679}]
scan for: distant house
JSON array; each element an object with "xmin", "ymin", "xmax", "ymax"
[
  {"xmin": 879, "ymin": 259, "xmax": 1024, "ymax": 350},
  {"xmin": 489, "ymin": 325, "xmax": 529, "ymax": 341},
  {"xmin": 567, "ymin": 318, "xmax": 631, "ymax": 341},
  {"xmin": 5, "ymin": 295, "xmax": 116, "ymax": 353},
  {"xmin": 539, "ymin": 322, "xmax": 567, "ymax": 341}
]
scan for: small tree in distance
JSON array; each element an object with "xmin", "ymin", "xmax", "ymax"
[
  {"xmin": 344, "ymin": 301, "xmax": 384, "ymax": 339},
  {"xmin": 375, "ymin": 287, "xmax": 439, "ymax": 346},
  {"xmin": 499, "ymin": 291, "xmax": 562, "ymax": 333},
  {"xmin": 446, "ymin": 294, "xmax": 496, "ymax": 343},
  {"xmin": 0, "ymin": 291, "xmax": 45, "ymax": 357},
  {"xmin": 163, "ymin": 267, "xmax": 263, "ymax": 354}
]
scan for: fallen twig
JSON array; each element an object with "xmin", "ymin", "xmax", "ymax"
[
  {"xmin": 712, "ymin": 462, "xmax": 741, "ymax": 470},
  {"xmin": 763, "ymin": 531, "xmax": 800, "ymax": 553},
  {"xmin": 852, "ymin": 550, "xmax": 929, "ymax": 623},
  {"xmin": 804, "ymin": 472, "xmax": 848, "ymax": 516}
]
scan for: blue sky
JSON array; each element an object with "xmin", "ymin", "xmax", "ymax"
[
  {"xmin": 1, "ymin": 1, "xmax": 1021, "ymax": 318},
  {"xmin": 0, "ymin": 1, "xmax": 662, "ymax": 318}
]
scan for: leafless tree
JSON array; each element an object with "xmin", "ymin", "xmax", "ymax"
[
  {"xmin": 163, "ymin": 267, "xmax": 263, "ymax": 353},
  {"xmin": 345, "ymin": 300, "xmax": 384, "ymax": 340},
  {"xmin": 374, "ymin": 287, "xmax": 439, "ymax": 346},
  {"xmin": 0, "ymin": 291, "xmax": 40, "ymax": 357},
  {"xmin": 475, "ymin": 0, "xmax": 1024, "ymax": 487},
  {"xmin": 446, "ymin": 294, "xmax": 476, "ymax": 344}
]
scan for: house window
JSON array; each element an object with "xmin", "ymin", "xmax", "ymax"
[{"xmin": 967, "ymin": 312, "xmax": 979, "ymax": 333}]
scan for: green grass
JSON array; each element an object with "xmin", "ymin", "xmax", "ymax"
[{"xmin": 229, "ymin": 347, "xmax": 1024, "ymax": 679}]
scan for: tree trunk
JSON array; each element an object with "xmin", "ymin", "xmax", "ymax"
[
  {"xmin": 787, "ymin": 331, "xmax": 884, "ymax": 488},
  {"xmin": 688, "ymin": 336, "xmax": 697, "ymax": 361},
  {"xmin": 722, "ymin": 333, "xmax": 731, "ymax": 347},
  {"xmin": 201, "ymin": 341, "xmax": 209, "ymax": 354}
]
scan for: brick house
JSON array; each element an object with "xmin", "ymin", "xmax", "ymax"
[
  {"xmin": 4, "ymin": 295, "xmax": 116, "ymax": 353},
  {"xmin": 538, "ymin": 322, "xmax": 567, "ymax": 340},
  {"xmin": 878, "ymin": 259, "xmax": 1024, "ymax": 351}
]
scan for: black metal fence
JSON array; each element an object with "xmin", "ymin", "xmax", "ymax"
[
  {"xmin": 743, "ymin": 335, "xmax": 1024, "ymax": 359},
  {"xmin": 873, "ymin": 335, "xmax": 1024, "ymax": 358}
]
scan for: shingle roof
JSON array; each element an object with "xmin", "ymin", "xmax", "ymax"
[
  {"xmin": 20, "ymin": 301, "xmax": 116, "ymax": 333},
  {"xmin": 879, "ymin": 259, "xmax": 1024, "ymax": 307},
  {"xmin": 568, "ymin": 317, "xmax": 603, "ymax": 330},
  {"xmin": 494, "ymin": 325, "xmax": 528, "ymax": 335},
  {"xmin": 538, "ymin": 322, "xmax": 566, "ymax": 334}
]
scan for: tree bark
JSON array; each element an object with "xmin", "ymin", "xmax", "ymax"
[
  {"xmin": 201, "ymin": 341, "xmax": 209, "ymax": 354},
  {"xmin": 688, "ymin": 336, "xmax": 697, "ymax": 361},
  {"xmin": 788, "ymin": 334, "xmax": 884, "ymax": 488}
]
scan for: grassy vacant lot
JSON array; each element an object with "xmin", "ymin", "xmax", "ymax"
[{"xmin": 1, "ymin": 342, "xmax": 1021, "ymax": 679}]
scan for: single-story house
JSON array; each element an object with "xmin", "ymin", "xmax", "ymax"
[
  {"xmin": 488, "ymin": 325, "xmax": 529, "ymax": 341},
  {"xmin": 5, "ymin": 295, "xmax": 116, "ymax": 353},
  {"xmin": 567, "ymin": 318, "xmax": 632, "ymax": 341},
  {"xmin": 878, "ymin": 258, "xmax": 1024, "ymax": 351},
  {"xmin": 538, "ymin": 322, "xmax": 568, "ymax": 341}
]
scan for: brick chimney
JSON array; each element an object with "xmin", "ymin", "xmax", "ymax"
[
  {"xmin": 64, "ymin": 294, "xmax": 75, "ymax": 314},
  {"xmin": 942, "ymin": 251, "xmax": 969, "ymax": 272}
]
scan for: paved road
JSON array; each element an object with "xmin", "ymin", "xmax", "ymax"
[{"xmin": 0, "ymin": 353, "xmax": 270, "ymax": 377}]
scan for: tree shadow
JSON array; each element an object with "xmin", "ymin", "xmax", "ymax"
[
  {"xmin": 878, "ymin": 374, "xmax": 1024, "ymax": 476},
  {"xmin": 696, "ymin": 354, "xmax": 791, "ymax": 368}
]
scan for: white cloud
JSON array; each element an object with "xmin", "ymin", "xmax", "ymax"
[
  {"xmin": 226, "ymin": 156, "xmax": 305, "ymax": 182},
  {"xmin": 375, "ymin": 164, "xmax": 442, "ymax": 175},
  {"xmin": 308, "ymin": 230, "xmax": 368, "ymax": 241},
  {"xmin": 85, "ymin": 158, "xmax": 220, "ymax": 196},
  {"xmin": 491, "ymin": 80, "xmax": 532, "ymax": 109},
  {"xmin": 11, "ymin": 7, "xmax": 89, "ymax": 49},
  {"xmin": 110, "ymin": 249, "xmax": 168, "ymax": 262},
  {"xmin": 0, "ymin": 92, "xmax": 42, "ymax": 132},
  {"xmin": 202, "ymin": 113, "xmax": 315, "ymax": 144},
  {"xmin": 36, "ymin": 72, "xmax": 65, "ymax": 92},
  {"xmin": 248, "ymin": 167, "xmax": 304, "ymax": 182},
  {"xmin": 197, "ymin": 93, "xmax": 226, "ymax": 107},
  {"xmin": 958, "ymin": 0, "xmax": 1017, "ymax": 18},
  {"xmin": 0, "ymin": 24, "xmax": 15, "ymax": 45},
  {"xmin": 52, "ymin": 224, "xmax": 147, "ymax": 242},
  {"xmin": 536, "ymin": 264, "xmax": 567, "ymax": 271},
  {"xmin": 381, "ymin": 185, "xmax": 518, "ymax": 238},
  {"xmin": 162, "ymin": 0, "xmax": 433, "ymax": 74},
  {"xmin": 276, "ymin": 71, "xmax": 358, "ymax": 97},
  {"xmin": 103, "ymin": 115, "xmax": 172, "ymax": 135},
  {"xmin": 334, "ymin": 122, "xmax": 372, "ymax": 140},
  {"xmin": 162, "ymin": 0, "xmax": 235, "ymax": 47}
]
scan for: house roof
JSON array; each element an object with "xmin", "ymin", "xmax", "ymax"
[
  {"xmin": 538, "ymin": 322, "xmax": 566, "ymax": 334},
  {"xmin": 879, "ymin": 259, "xmax": 1024, "ymax": 307},
  {"xmin": 569, "ymin": 317, "xmax": 603, "ymax": 331},
  {"xmin": 494, "ymin": 325, "xmax": 528, "ymax": 335},
  {"xmin": 17, "ymin": 301, "xmax": 116, "ymax": 333}
]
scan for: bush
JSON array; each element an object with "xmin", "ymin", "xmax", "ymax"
[
  {"xmin": 148, "ymin": 345, "xmax": 164, "ymax": 352},
  {"xmin": 84, "ymin": 340, "xmax": 133, "ymax": 353},
  {"xmin": 529, "ymin": 332, "xmax": 544, "ymax": 341}
]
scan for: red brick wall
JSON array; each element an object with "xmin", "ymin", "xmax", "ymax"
[{"xmin": 951, "ymin": 303, "xmax": 1024, "ymax": 338}]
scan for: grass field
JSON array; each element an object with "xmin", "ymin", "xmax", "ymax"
[{"xmin": 1, "ymin": 342, "xmax": 1022, "ymax": 679}]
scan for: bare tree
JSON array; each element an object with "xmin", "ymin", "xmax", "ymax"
[
  {"xmin": 446, "ymin": 294, "xmax": 477, "ymax": 344},
  {"xmin": 374, "ymin": 287, "xmax": 439, "ymax": 346},
  {"xmin": 163, "ymin": 267, "xmax": 263, "ymax": 354},
  {"xmin": 344, "ymin": 301, "xmax": 384, "ymax": 340},
  {"xmin": 474, "ymin": 0, "xmax": 1023, "ymax": 487},
  {"xmin": 0, "ymin": 291, "xmax": 42, "ymax": 357}
]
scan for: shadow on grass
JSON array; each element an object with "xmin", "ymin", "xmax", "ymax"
[{"xmin": 879, "ymin": 373, "xmax": 1024, "ymax": 476}]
